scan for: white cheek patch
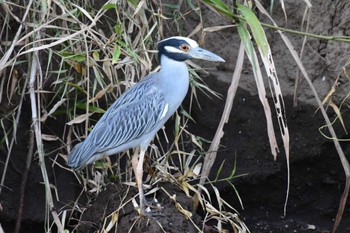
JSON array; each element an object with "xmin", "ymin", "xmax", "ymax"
[{"xmin": 164, "ymin": 46, "xmax": 185, "ymax": 54}]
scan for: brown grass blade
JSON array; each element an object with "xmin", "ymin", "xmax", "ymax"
[
  {"xmin": 255, "ymin": 1, "xmax": 350, "ymax": 230},
  {"xmin": 199, "ymin": 41, "xmax": 245, "ymax": 187}
]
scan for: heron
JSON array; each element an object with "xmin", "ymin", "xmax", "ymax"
[{"xmin": 67, "ymin": 36, "xmax": 225, "ymax": 215}]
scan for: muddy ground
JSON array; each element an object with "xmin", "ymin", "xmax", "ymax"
[{"xmin": 1, "ymin": 0, "xmax": 350, "ymax": 232}]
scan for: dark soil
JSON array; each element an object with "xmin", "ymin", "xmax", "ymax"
[
  {"xmin": 1, "ymin": 82, "xmax": 349, "ymax": 233},
  {"xmin": 75, "ymin": 183, "xmax": 201, "ymax": 233},
  {"xmin": 188, "ymin": 80, "xmax": 350, "ymax": 233}
]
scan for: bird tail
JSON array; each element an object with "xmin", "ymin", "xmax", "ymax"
[{"xmin": 67, "ymin": 141, "xmax": 96, "ymax": 169}]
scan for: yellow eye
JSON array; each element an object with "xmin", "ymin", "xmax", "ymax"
[{"xmin": 179, "ymin": 44, "xmax": 190, "ymax": 51}]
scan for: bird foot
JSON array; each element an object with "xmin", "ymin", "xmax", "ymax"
[{"xmin": 133, "ymin": 197, "xmax": 164, "ymax": 217}]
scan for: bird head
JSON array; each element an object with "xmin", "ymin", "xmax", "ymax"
[{"xmin": 157, "ymin": 36, "xmax": 225, "ymax": 63}]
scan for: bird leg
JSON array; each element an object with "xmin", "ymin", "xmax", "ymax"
[{"xmin": 131, "ymin": 148, "xmax": 146, "ymax": 216}]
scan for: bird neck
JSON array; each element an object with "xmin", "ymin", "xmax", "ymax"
[
  {"xmin": 158, "ymin": 55, "xmax": 190, "ymax": 104},
  {"xmin": 159, "ymin": 55, "xmax": 188, "ymax": 77}
]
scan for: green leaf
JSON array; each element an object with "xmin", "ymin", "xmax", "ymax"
[
  {"xmin": 229, "ymin": 153, "xmax": 237, "ymax": 179},
  {"xmin": 237, "ymin": 4, "xmax": 268, "ymax": 56},
  {"xmin": 66, "ymin": 82, "xmax": 86, "ymax": 93},
  {"xmin": 127, "ymin": 0, "xmax": 137, "ymax": 7},
  {"xmin": 180, "ymin": 109, "xmax": 195, "ymax": 122},
  {"xmin": 214, "ymin": 160, "xmax": 225, "ymax": 182},
  {"xmin": 201, "ymin": 0, "xmax": 234, "ymax": 19},
  {"xmin": 102, "ymin": 3, "xmax": 117, "ymax": 10},
  {"xmin": 114, "ymin": 39, "xmax": 138, "ymax": 61},
  {"xmin": 112, "ymin": 46, "xmax": 121, "ymax": 64},
  {"xmin": 93, "ymin": 160, "xmax": 110, "ymax": 169},
  {"xmin": 92, "ymin": 51, "xmax": 100, "ymax": 61},
  {"xmin": 75, "ymin": 102, "xmax": 106, "ymax": 113},
  {"xmin": 114, "ymin": 23, "xmax": 123, "ymax": 35},
  {"xmin": 59, "ymin": 51, "xmax": 86, "ymax": 62},
  {"xmin": 237, "ymin": 19, "xmax": 281, "ymax": 159},
  {"xmin": 237, "ymin": 21, "xmax": 258, "ymax": 69}
]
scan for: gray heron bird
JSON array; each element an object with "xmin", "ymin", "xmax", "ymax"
[{"xmin": 67, "ymin": 36, "xmax": 225, "ymax": 215}]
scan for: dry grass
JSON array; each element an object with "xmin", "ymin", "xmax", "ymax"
[{"xmin": 0, "ymin": 0, "xmax": 246, "ymax": 232}]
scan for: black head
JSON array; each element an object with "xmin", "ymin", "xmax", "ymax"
[
  {"xmin": 157, "ymin": 36, "xmax": 225, "ymax": 64},
  {"xmin": 157, "ymin": 36, "xmax": 198, "ymax": 62}
]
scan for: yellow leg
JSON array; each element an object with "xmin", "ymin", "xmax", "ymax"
[{"xmin": 131, "ymin": 148, "xmax": 146, "ymax": 216}]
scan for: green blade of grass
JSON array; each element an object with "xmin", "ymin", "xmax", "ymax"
[
  {"xmin": 237, "ymin": 21, "xmax": 279, "ymax": 158},
  {"xmin": 201, "ymin": 0, "xmax": 234, "ymax": 19},
  {"xmin": 75, "ymin": 102, "xmax": 106, "ymax": 114},
  {"xmin": 112, "ymin": 46, "xmax": 121, "ymax": 64},
  {"xmin": 237, "ymin": 4, "xmax": 268, "ymax": 56}
]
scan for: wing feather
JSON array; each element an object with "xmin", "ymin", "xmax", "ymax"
[
  {"xmin": 90, "ymin": 86, "xmax": 166, "ymax": 153},
  {"xmin": 67, "ymin": 73, "xmax": 167, "ymax": 168},
  {"xmin": 93, "ymin": 74, "xmax": 156, "ymax": 130}
]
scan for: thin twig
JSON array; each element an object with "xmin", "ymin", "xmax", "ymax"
[
  {"xmin": 202, "ymin": 1, "xmax": 350, "ymax": 43},
  {"xmin": 260, "ymin": 21, "xmax": 350, "ymax": 43},
  {"xmin": 293, "ymin": 5, "xmax": 311, "ymax": 107},
  {"xmin": 14, "ymin": 129, "xmax": 34, "ymax": 233},
  {"xmin": 1, "ymin": 2, "xmax": 22, "ymax": 23},
  {"xmin": 28, "ymin": 40, "xmax": 64, "ymax": 233},
  {"xmin": 0, "ymin": 0, "xmax": 33, "ymax": 72},
  {"xmin": 0, "ymin": 0, "xmax": 35, "ymax": 196},
  {"xmin": 0, "ymin": 68, "xmax": 29, "ymax": 196}
]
